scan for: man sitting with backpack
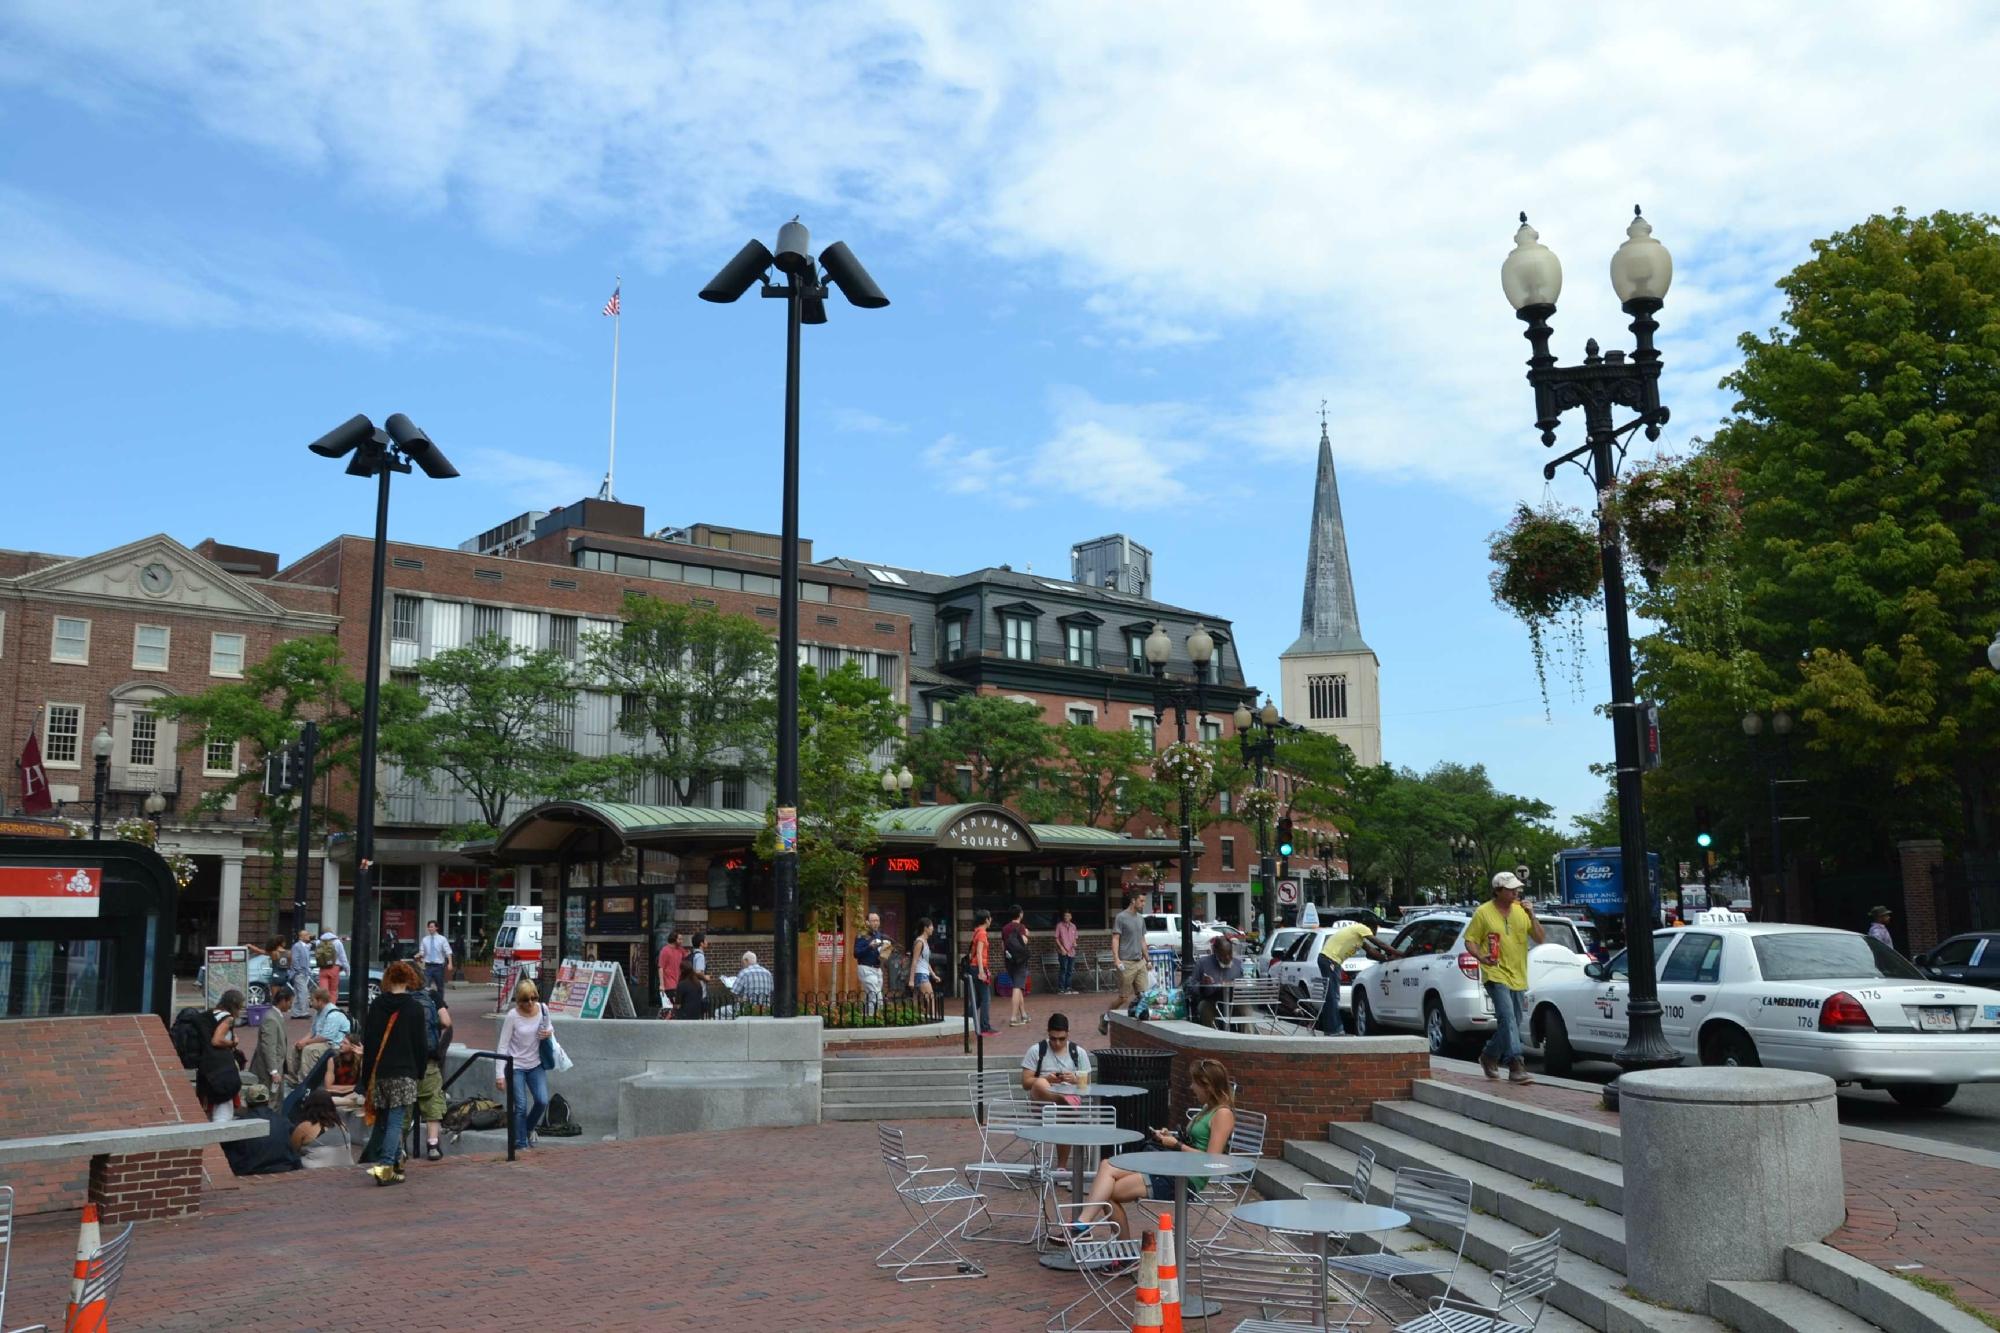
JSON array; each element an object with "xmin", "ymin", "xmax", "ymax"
[{"xmin": 1020, "ymin": 1012, "xmax": 1092, "ymax": 1174}]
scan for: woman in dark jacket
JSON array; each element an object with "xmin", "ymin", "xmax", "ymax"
[{"xmin": 359, "ymin": 960, "xmax": 430, "ymax": 1185}]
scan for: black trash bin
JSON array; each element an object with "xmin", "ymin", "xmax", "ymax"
[{"xmin": 1095, "ymin": 1046, "xmax": 1174, "ymax": 1135}]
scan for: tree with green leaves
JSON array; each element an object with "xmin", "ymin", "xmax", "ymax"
[
  {"xmin": 1635, "ymin": 209, "xmax": 2000, "ymax": 867},
  {"xmin": 1342, "ymin": 766, "xmax": 1460, "ymax": 905},
  {"xmin": 756, "ymin": 662, "xmax": 904, "ymax": 929},
  {"xmin": 155, "ymin": 635, "xmax": 424, "ymax": 909},
  {"xmin": 901, "ymin": 693, "xmax": 1056, "ymax": 805},
  {"xmin": 585, "ymin": 595, "xmax": 776, "ymax": 806},
  {"xmin": 1422, "ymin": 760, "xmax": 1557, "ymax": 880},
  {"xmin": 1019, "ymin": 723, "xmax": 1161, "ymax": 828}
]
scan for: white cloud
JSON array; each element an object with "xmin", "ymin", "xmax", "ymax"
[
  {"xmin": 458, "ymin": 447, "xmax": 599, "ymax": 509},
  {"xmin": 831, "ymin": 407, "xmax": 908, "ymax": 435},
  {"xmin": 922, "ymin": 433, "xmax": 1025, "ymax": 505}
]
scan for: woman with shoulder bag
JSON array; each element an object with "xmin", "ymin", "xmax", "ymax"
[
  {"xmin": 496, "ymin": 980, "xmax": 554, "ymax": 1151},
  {"xmin": 197, "ymin": 989, "xmax": 247, "ymax": 1122},
  {"xmin": 1002, "ymin": 905, "xmax": 1032, "ymax": 1027},
  {"xmin": 359, "ymin": 961, "xmax": 430, "ymax": 1185}
]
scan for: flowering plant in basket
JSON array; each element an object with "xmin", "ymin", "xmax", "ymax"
[
  {"xmin": 1609, "ymin": 452, "xmax": 1742, "ymax": 575},
  {"xmin": 1238, "ymin": 786, "xmax": 1280, "ymax": 824},
  {"xmin": 1153, "ymin": 741, "xmax": 1213, "ymax": 791},
  {"xmin": 1488, "ymin": 502, "xmax": 1602, "ymax": 710}
]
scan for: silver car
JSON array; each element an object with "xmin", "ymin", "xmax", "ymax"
[{"xmin": 1350, "ymin": 910, "xmax": 1593, "ymax": 1056}]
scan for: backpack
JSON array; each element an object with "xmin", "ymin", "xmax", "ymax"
[
  {"xmin": 1003, "ymin": 924, "xmax": 1029, "ymax": 967},
  {"xmin": 313, "ymin": 940, "xmax": 336, "ymax": 968},
  {"xmin": 1031, "ymin": 1039, "xmax": 1085, "ymax": 1080},
  {"xmin": 540, "ymin": 1092, "xmax": 582, "ymax": 1137},
  {"xmin": 442, "ymin": 1097, "xmax": 507, "ymax": 1133},
  {"xmin": 170, "ymin": 1007, "xmax": 212, "ymax": 1070},
  {"xmin": 411, "ymin": 987, "xmax": 444, "ymax": 1061}
]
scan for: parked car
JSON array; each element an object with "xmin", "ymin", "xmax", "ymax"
[
  {"xmin": 1525, "ymin": 917, "xmax": 2000, "ymax": 1107},
  {"xmin": 1142, "ymin": 914, "xmax": 1227, "ymax": 954},
  {"xmin": 1913, "ymin": 932, "xmax": 2000, "ymax": 991},
  {"xmin": 1349, "ymin": 910, "xmax": 1594, "ymax": 1056},
  {"xmin": 1263, "ymin": 924, "xmax": 1385, "ymax": 1016}
]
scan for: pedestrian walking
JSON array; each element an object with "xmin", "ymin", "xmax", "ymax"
[
  {"xmin": 1469, "ymin": 872, "xmax": 1545, "ymax": 1084},
  {"xmin": 314, "ymin": 932, "xmax": 341, "ymax": 1003},
  {"xmin": 1054, "ymin": 910, "xmax": 1079, "ymax": 994},
  {"xmin": 855, "ymin": 911, "xmax": 892, "ymax": 1016},
  {"xmin": 359, "ymin": 961, "xmax": 428, "ymax": 1185},
  {"xmin": 1866, "ymin": 906, "xmax": 1895, "ymax": 951},
  {"xmin": 911, "ymin": 918, "xmax": 937, "ymax": 1020},
  {"xmin": 289, "ymin": 931, "xmax": 315, "ymax": 1017},
  {"xmin": 678, "ymin": 931, "xmax": 712, "ymax": 1021},
  {"xmin": 418, "ymin": 919, "xmax": 453, "ymax": 995},
  {"xmin": 968, "ymin": 909, "xmax": 997, "ymax": 1036},
  {"xmin": 495, "ymin": 980, "xmax": 554, "ymax": 1151},
  {"xmin": 415, "ymin": 985, "xmax": 453, "ymax": 1161},
  {"xmin": 1101, "ymin": 891, "xmax": 1149, "ymax": 1037},
  {"xmin": 1002, "ymin": 905, "xmax": 1032, "ymax": 1026},
  {"xmin": 196, "ymin": 989, "xmax": 247, "ymax": 1123},
  {"xmin": 248, "ymin": 984, "xmax": 293, "ymax": 1094},
  {"xmin": 656, "ymin": 929, "xmax": 686, "ymax": 1017}
]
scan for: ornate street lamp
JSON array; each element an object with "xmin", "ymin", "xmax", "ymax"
[
  {"xmin": 90, "ymin": 725, "xmax": 114, "ymax": 839},
  {"xmin": 879, "ymin": 765, "xmax": 915, "ymax": 806},
  {"xmin": 143, "ymin": 789, "xmax": 167, "ymax": 835},
  {"xmin": 1147, "ymin": 621, "xmax": 1215, "ymax": 979},
  {"xmin": 1235, "ymin": 696, "xmax": 1283, "ymax": 933},
  {"xmin": 1503, "ymin": 206, "xmax": 1679, "ymax": 1075}
]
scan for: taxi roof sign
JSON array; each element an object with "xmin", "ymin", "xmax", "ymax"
[{"xmin": 1690, "ymin": 909, "xmax": 1748, "ymax": 925}]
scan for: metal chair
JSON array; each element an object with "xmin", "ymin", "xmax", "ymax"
[
  {"xmin": 1262, "ymin": 1148, "xmax": 1378, "ymax": 1259},
  {"xmin": 0, "ymin": 1187, "xmax": 49, "ymax": 1333},
  {"xmin": 1194, "ymin": 1245, "xmax": 1327, "ymax": 1331},
  {"xmin": 963, "ymin": 1098, "xmax": 1049, "ymax": 1244},
  {"xmin": 58, "ymin": 1223, "xmax": 134, "ymax": 1333},
  {"xmin": 875, "ymin": 1124, "xmax": 989, "ymax": 1282},
  {"xmin": 966, "ymin": 1070, "xmax": 1031, "ymax": 1173},
  {"xmin": 1088, "ymin": 949, "xmax": 1118, "ymax": 991},
  {"xmin": 1046, "ymin": 1204, "xmax": 1144, "ymax": 1332},
  {"xmin": 1213, "ymin": 978, "xmax": 1285, "ymax": 1034},
  {"xmin": 1394, "ymin": 1229, "xmax": 1561, "ymax": 1333},
  {"xmin": 1034, "ymin": 1099, "xmax": 1117, "ymax": 1225},
  {"xmin": 1328, "ymin": 1168, "xmax": 1473, "ymax": 1308},
  {"xmin": 1180, "ymin": 1108, "xmax": 1267, "ymax": 1254}
]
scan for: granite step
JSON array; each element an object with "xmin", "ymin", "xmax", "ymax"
[
  {"xmin": 823, "ymin": 1099, "xmax": 965, "ymax": 1121},
  {"xmin": 1710, "ymin": 1280, "xmax": 1885, "ymax": 1333},
  {"xmin": 1373, "ymin": 1096, "xmax": 1625, "ymax": 1212},
  {"xmin": 1411, "ymin": 1076, "xmax": 1623, "ymax": 1163}
]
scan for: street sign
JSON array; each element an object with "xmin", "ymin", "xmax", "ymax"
[
  {"xmin": 1678, "ymin": 861, "xmax": 1691, "ymax": 880},
  {"xmin": 1277, "ymin": 879, "xmax": 1300, "ymax": 905}
]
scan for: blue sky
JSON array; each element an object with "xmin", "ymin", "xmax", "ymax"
[{"xmin": 5, "ymin": 3, "xmax": 2000, "ymax": 828}]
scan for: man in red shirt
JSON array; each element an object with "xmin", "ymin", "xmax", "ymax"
[
  {"xmin": 969, "ymin": 909, "xmax": 997, "ymax": 1036},
  {"xmin": 656, "ymin": 929, "xmax": 686, "ymax": 1019}
]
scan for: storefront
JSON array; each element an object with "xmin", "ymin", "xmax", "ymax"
[{"xmin": 0, "ymin": 827, "xmax": 178, "ymax": 1022}]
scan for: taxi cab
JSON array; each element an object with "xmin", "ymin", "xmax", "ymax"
[{"xmin": 1524, "ymin": 911, "xmax": 2000, "ymax": 1108}]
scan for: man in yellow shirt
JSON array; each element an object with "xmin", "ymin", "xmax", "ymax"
[
  {"xmin": 1314, "ymin": 921, "xmax": 1399, "ymax": 1035},
  {"xmin": 1467, "ymin": 872, "xmax": 1545, "ymax": 1083}
]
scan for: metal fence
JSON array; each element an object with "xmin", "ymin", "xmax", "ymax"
[{"xmin": 716, "ymin": 989, "xmax": 942, "ymax": 1029}]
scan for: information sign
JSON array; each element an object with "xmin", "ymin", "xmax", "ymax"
[{"xmin": 203, "ymin": 945, "xmax": 249, "ymax": 1006}]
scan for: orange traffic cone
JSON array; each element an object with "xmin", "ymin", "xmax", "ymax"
[
  {"xmin": 1156, "ymin": 1211, "xmax": 1183, "ymax": 1333},
  {"xmin": 1131, "ymin": 1229, "xmax": 1162, "ymax": 1331},
  {"xmin": 63, "ymin": 1204, "xmax": 105, "ymax": 1333}
]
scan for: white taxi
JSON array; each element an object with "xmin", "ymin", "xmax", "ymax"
[
  {"xmin": 1524, "ymin": 912, "xmax": 2000, "ymax": 1108},
  {"xmin": 1350, "ymin": 910, "xmax": 1594, "ymax": 1056}
]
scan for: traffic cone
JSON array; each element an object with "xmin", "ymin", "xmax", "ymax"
[
  {"xmin": 1131, "ymin": 1229, "xmax": 1162, "ymax": 1331},
  {"xmin": 1156, "ymin": 1211, "xmax": 1183, "ymax": 1333},
  {"xmin": 63, "ymin": 1204, "xmax": 105, "ymax": 1333}
]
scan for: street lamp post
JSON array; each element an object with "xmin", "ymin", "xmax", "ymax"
[
  {"xmin": 1740, "ymin": 709, "xmax": 1803, "ymax": 921},
  {"xmin": 143, "ymin": 789, "xmax": 166, "ymax": 836},
  {"xmin": 702, "ymin": 218, "xmax": 888, "ymax": 1019},
  {"xmin": 1502, "ymin": 206, "xmax": 1680, "ymax": 1075},
  {"xmin": 1146, "ymin": 622, "xmax": 1215, "ymax": 980},
  {"xmin": 1235, "ymin": 697, "xmax": 1281, "ymax": 935},
  {"xmin": 307, "ymin": 413, "xmax": 458, "ymax": 1016},
  {"xmin": 1450, "ymin": 834, "xmax": 1475, "ymax": 899},
  {"xmin": 90, "ymin": 726, "xmax": 113, "ymax": 838},
  {"xmin": 880, "ymin": 765, "xmax": 915, "ymax": 807}
]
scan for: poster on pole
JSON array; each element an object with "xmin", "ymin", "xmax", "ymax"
[
  {"xmin": 777, "ymin": 806, "xmax": 798, "ymax": 854},
  {"xmin": 544, "ymin": 958, "xmax": 636, "ymax": 1019},
  {"xmin": 203, "ymin": 946, "xmax": 249, "ymax": 1006}
]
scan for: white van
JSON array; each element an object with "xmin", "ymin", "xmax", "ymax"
[{"xmin": 492, "ymin": 905, "xmax": 544, "ymax": 1002}]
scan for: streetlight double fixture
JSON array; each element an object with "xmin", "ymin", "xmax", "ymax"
[
  {"xmin": 90, "ymin": 725, "xmax": 114, "ymax": 839},
  {"xmin": 701, "ymin": 218, "xmax": 888, "ymax": 1020},
  {"xmin": 1234, "ymin": 696, "xmax": 1282, "ymax": 933},
  {"xmin": 307, "ymin": 412, "xmax": 458, "ymax": 1016},
  {"xmin": 1502, "ymin": 205, "xmax": 1680, "ymax": 1076},
  {"xmin": 1144, "ymin": 621, "xmax": 1215, "ymax": 980},
  {"xmin": 1450, "ymin": 833, "xmax": 1476, "ymax": 898},
  {"xmin": 879, "ymin": 765, "xmax": 915, "ymax": 806}
]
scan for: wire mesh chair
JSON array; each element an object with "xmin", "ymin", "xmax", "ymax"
[
  {"xmin": 1178, "ymin": 1108, "xmax": 1267, "ymax": 1254},
  {"xmin": 875, "ymin": 1124, "xmax": 989, "ymax": 1282},
  {"xmin": 1088, "ymin": 950, "xmax": 1118, "ymax": 991},
  {"xmin": 1193, "ymin": 1245, "xmax": 1326, "ymax": 1332},
  {"xmin": 64, "ymin": 1223, "xmax": 136, "ymax": 1333},
  {"xmin": 1394, "ymin": 1229, "xmax": 1561, "ymax": 1333},
  {"xmin": 1045, "ymin": 1204, "xmax": 1144, "ymax": 1333},
  {"xmin": 1327, "ymin": 1167, "xmax": 1473, "ymax": 1308},
  {"xmin": 0, "ymin": 1186, "xmax": 50, "ymax": 1333},
  {"xmin": 966, "ymin": 1069, "xmax": 1032, "ymax": 1174},
  {"xmin": 1031, "ymin": 1099, "xmax": 1117, "ymax": 1239},
  {"xmin": 963, "ymin": 1098, "xmax": 1050, "ymax": 1245},
  {"xmin": 1212, "ymin": 978, "xmax": 1285, "ymax": 1034},
  {"xmin": 1260, "ymin": 1148, "xmax": 1379, "ymax": 1258}
]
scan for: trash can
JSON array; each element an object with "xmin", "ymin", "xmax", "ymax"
[{"xmin": 1096, "ymin": 1047, "xmax": 1174, "ymax": 1136}]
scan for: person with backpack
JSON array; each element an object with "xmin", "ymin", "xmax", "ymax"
[
  {"xmin": 1001, "ymin": 905, "xmax": 1033, "ymax": 1027},
  {"xmin": 358, "ymin": 961, "xmax": 429, "ymax": 1186},
  {"xmin": 196, "ymin": 989, "xmax": 247, "ymax": 1122},
  {"xmin": 314, "ymin": 933, "xmax": 341, "ymax": 1004},
  {"xmin": 680, "ymin": 931, "xmax": 712, "ymax": 1021},
  {"xmin": 413, "ymin": 985, "xmax": 454, "ymax": 1161},
  {"xmin": 1019, "ymin": 1012, "xmax": 1090, "ymax": 1173}
]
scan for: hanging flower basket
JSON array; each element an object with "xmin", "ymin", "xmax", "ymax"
[
  {"xmin": 1609, "ymin": 452, "xmax": 1742, "ymax": 574},
  {"xmin": 1238, "ymin": 787, "xmax": 1280, "ymax": 823},
  {"xmin": 1154, "ymin": 741, "xmax": 1214, "ymax": 791},
  {"xmin": 1488, "ymin": 502, "xmax": 1603, "ymax": 711}
]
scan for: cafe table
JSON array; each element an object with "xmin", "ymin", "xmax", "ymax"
[
  {"xmin": 1231, "ymin": 1198, "xmax": 1412, "ymax": 1329},
  {"xmin": 1016, "ymin": 1123, "xmax": 1144, "ymax": 1271},
  {"xmin": 1105, "ymin": 1148, "xmax": 1255, "ymax": 1317}
]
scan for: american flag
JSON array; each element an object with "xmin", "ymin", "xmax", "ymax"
[{"xmin": 602, "ymin": 284, "xmax": 621, "ymax": 317}]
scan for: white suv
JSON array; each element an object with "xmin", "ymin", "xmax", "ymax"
[{"xmin": 1350, "ymin": 911, "xmax": 1593, "ymax": 1056}]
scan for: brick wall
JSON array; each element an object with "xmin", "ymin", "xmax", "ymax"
[
  {"xmin": 1106, "ymin": 1016, "xmax": 1428, "ymax": 1150},
  {"xmin": 89, "ymin": 1149, "xmax": 207, "ymax": 1222},
  {"xmin": 0, "ymin": 1015, "xmax": 231, "ymax": 1219},
  {"xmin": 1898, "ymin": 838, "xmax": 1947, "ymax": 953}
]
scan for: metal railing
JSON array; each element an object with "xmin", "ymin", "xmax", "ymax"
[
  {"xmin": 431, "ymin": 1049, "xmax": 518, "ymax": 1162},
  {"xmin": 723, "ymin": 989, "xmax": 940, "ymax": 1029}
]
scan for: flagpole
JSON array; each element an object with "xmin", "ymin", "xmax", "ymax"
[{"xmin": 603, "ymin": 276, "xmax": 621, "ymax": 502}]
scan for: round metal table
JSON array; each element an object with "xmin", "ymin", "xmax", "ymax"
[
  {"xmin": 1081, "ymin": 1082, "xmax": 1146, "ymax": 1100},
  {"xmin": 1233, "ymin": 1198, "xmax": 1411, "ymax": 1329},
  {"xmin": 1107, "ymin": 1148, "xmax": 1255, "ymax": 1316},
  {"xmin": 1017, "ymin": 1124, "xmax": 1144, "ymax": 1270}
]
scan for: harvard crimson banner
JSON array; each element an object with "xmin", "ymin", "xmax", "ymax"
[
  {"xmin": 17, "ymin": 731, "xmax": 53, "ymax": 815},
  {"xmin": 0, "ymin": 866, "xmax": 102, "ymax": 917}
]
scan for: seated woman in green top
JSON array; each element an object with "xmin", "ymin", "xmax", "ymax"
[{"xmin": 1077, "ymin": 1057, "xmax": 1236, "ymax": 1240}]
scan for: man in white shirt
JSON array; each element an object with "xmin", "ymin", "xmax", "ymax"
[
  {"xmin": 1021, "ymin": 1013, "xmax": 1092, "ymax": 1172},
  {"xmin": 419, "ymin": 919, "xmax": 453, "ymax": 995}
]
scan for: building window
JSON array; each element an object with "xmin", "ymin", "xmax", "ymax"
[
  {"xmin": 1308, "ymin": 673, "xmax": 1349, "ymax": 720},
  {"xmin": 0, "ymin": 609, "xmax": 7, "ymax": 658},
  {"xmin": 1220, "ymin": 836, "xmax": 1235, "ymax": 870},
  {"xmin": 1127, "ymin": 631, "xmax": 1147, "ymax": 673},
  {"xmin": 133, "ymin": 624, "xmax": 170, "ymax": 671},
  {"xmin": 619, "ymin": 692, "xmax": 643, "ymax": 731},
  {"xmin": 1067, "ymin": 705, "xmax": 1096, "ymax": 727},
  {"xmin": 955, "ymin": 765, "xmax": 975, "ymax": 797},
  {"xmin": 1198, "ymin": 718, "xmax": 1221, "ymax": 744},
  {"xmin": 51, "ymin": 616, "xmax": 90, "ymax": 664},
  {"xmin": 719, "ymin": 775, "xmax": 746, "ymax": 809},
  {"xmin": 471, "ymin": 604, "xmax": 504, "ymax": 642},
  {"xmin": 203, "ymin": 732, "xmax": 238, "ymax": 777},
  {"xmin": 44, "ymin": 703, "xmax": 82, "ymax": 766},
  {"xmin": 801, "ymin": 583, "xmax": 831, "ymax": 603},
  {"xmin": 391, "ymin": 595, "xmax": 421, "ymax": 643},
  {"xmin": 874, "ymin": 654, "xmax": 900, "ymax": 694},
  {"xmin": 942, "ymin": 618, "xmax": 964, "ymax": 660},
  {"xmin": 1219, "ymin": 789, "xmax": 1233, "ymax": 816},
  {"xmin": 1064, "ymin": 623, "xmax": 1097, "ymax": 668},
  {"xmin": 128, "ymin": 709, "xmax": 158, "ymax": 768},
  {"xmin": 1131, "ymin": 713, "xmax": 1156, "ymax": 746},
  {"xmin": 817, "ymin": 646, "xmax": 842, "ymax": 674},
  {"xmin": 547, "ymin": 614, "xmax": 578, "ymax": 660},
  {"xmin": 209, "ymin": 632, "xmax": 246, "ymax": 677},
  {"xmin": 1004, "ymin": 615, "xmax": 1034, "ymax": 661}
]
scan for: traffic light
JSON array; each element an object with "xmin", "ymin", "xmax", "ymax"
[
  {"xmin": 1694, "ymin": 804, "xmax": 1714, "ymax": 850},
  {"xmin": 1276, "ymin": 815, "xmax": 1294, "ymax": 859}
]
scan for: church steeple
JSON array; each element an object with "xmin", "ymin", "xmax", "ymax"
[{"xmin": 1286, "ymin": 414, "xmax": 1369, "ymax": 656}]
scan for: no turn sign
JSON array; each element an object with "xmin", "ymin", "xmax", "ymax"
[{"xmin": 1277, "ymin": 879, "xmax": 1300, "ymax": 905}]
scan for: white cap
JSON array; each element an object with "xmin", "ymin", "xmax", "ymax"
[{"xmin": 1491, "ymin": 871, "xmax": 1525, "ymax": 892}]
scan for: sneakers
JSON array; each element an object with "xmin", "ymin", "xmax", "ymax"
[
  {"xmin": 366, "ymin": 1164, "xmax": 404, "ymax": 1187},
  {"xmin": 1008, "ymin": 1017, "xmax": 1029, "ymax": 1027},
  {"xmin": 1098, "ymin": 1013, "xmax": 1110, "ymax": 1036},
  {"xmin": 1508, "ymin": 1059, "xmax": 1536, "ymax": 1085},
  {"xmin": 1479, "ymin": 1054, "xmax": 1501, "ymax": 1081},
  {"xmin": 426, "ymin": 1142, "xmax": 443, "ymax": 1161},
  {"xmin": 979, "ymin": 1028, "xmax": 1001, "ymax": 1037}
]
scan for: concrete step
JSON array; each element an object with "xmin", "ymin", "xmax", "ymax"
[
  {"xmin": 1710, "ymin": 1280, "xmax": 1884, "ymax": 1333},
  {"xmin": 1412, "ymin": 1077, "xmax": 1623, "ymax": 1164},
  {"xmin": 821, "ymin": 1069, "xmax": 974, "ymax": 1091},
  {"xmin": 1785, "ymin": 1243, "xmax": 1997, "ymax": 1333},
  {"xmin": 819, "ymin": 1054, "xmax": 981, "ymax": 1072},
  {"xmin": 1318, "ymin": 1119, "xmax": 1630, "ymax": 1275},
  {"xmin": 823, "ymin": 1083, "xmax": 977, "ymax": 1106},
  {"xmin": 1372, "ymin": 1097, "xmax": 1625, "ymax": 1213},
  {"xmin": 823, "ymin": 1100, "xmax": 965, "ymax": 1121}
]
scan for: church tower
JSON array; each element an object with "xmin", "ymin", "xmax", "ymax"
[{"xmin": 1278, "ymin": 418, "xmax": 1382, "ymax": 766}]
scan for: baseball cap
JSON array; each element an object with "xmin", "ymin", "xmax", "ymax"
[{"xmin": 1491, "ymin": 871, "xmax": 1525, "ymax": 891}]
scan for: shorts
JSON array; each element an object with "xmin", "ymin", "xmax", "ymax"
[
  {"xmin": 1148, "ymin": 1175, "xmax": 1203, "ymax": 1202},
  {"xmin": 1117, "ymin": 961, "xmax": 1149, "ymax": 1003},
  {"xmin": 416, "ymin": 1062, "xmax": 446, "ymax": 1122},
  {"xmin": 1007, "ymin": 962, "xmax": 1029, "ymax": 989}
]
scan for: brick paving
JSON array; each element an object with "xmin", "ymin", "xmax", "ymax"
[{"xmin": 1434, "ymin": 1069, "xmax": 2000, "ymax": 1320}]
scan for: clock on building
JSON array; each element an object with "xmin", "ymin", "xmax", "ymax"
[{"xmin": 139, "ymin": 562, "xmax": 174, "ymax": 596}]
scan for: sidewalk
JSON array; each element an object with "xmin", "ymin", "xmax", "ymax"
[{"xmin": 1431, "ymin": 1069, "xmax": 2000, "ymax": 1321}]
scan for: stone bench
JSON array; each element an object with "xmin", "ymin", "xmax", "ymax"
[
  {"xmin": 0, "ymin": 1121, "xmax": 266, "ymax": 1223},
  {"xmin": 617, "ymin": 1070, "xmax": 817, "ymax": 1138}
]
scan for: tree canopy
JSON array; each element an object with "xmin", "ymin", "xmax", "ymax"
[{"xmin": 901, "ymin": 693, "xmax": 1056, "ymax": 805}]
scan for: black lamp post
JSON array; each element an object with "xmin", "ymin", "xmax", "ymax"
[
  {"xmin": 307, "ymin": 413, "xmax": 458, "ymax": 1016},
  {"xmin": 1234, "ymin": 696, "xmax": 1281, "ymax": 935},
  {"xmin": 1741, "ymin": 709, "xmax": 1804, "ymax": 921},
  {"xmin": 879, "ymin": 765, "xmax": 915, "ymax": 808},
  {"xmin": 90, "ymin": 725, "xmax": 113, "ymax": 839},
  {"xmin": 701, "ymin": 218, "xmax": 888, "ymax": 1020},
  {"xmin": 1503, "ymin": 206, "xmax": 1680, "ymax": 1075},
  {"xmin": 143, "ymin": 789, "xmax": 166, "ymax": 836},
  {"xmin": 1145, "ymin": 621, "xmax": 1215, "ymax": 980},
  {"xmin": 1450, "ymin": 834, "xmax": 1475, "ymax": 899}
]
